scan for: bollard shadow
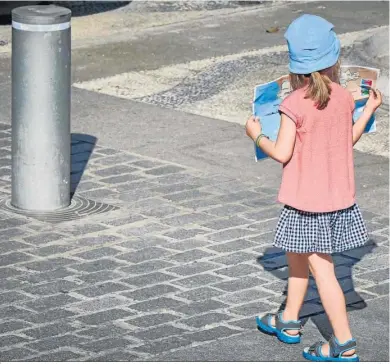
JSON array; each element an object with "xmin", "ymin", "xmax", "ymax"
[
  {"xmin": 257, "ymin": 239, "xmax": 377, "ymax": 340},
  {"xmin": 71, "ymin": 133, "xmax": 97, "ymax": 197}
]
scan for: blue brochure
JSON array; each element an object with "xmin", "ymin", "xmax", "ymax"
[{"xmin": 252, "ymin": 66, "xmax": 380, "ymax": 161}]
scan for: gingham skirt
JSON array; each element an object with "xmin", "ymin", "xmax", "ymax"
[{"xmin": 273, "ymin": 204, "xmax": 368, "ymax": 254}]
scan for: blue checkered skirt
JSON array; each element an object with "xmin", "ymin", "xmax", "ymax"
[{"xmin": 273, "ymin": 204, "xmax": 368, "ymax": 254}]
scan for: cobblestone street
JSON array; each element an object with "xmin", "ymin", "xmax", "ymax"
[{"xmin": 0, "ymin": 119, "xmax": 388, "ymax": 361}]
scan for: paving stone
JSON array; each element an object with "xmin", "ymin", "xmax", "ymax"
[
  {"xmin": 219, "ymin": 289, "xmax": 268, "ymax": 304},
  {"xmin": 24, "ymin": 257, "xmax": 78, "ymax": 272},
  {"xmin": 105, "ymin": 214, "xmax": 146, "ymax": 226},
  {"xmin": 117, "ymin": 246, "xmax": 173, "ymax": 264},
  {"xmin": 94, "ymin": 165, "xmax": 139, "ymax": 177},
  {"xmin": 212, "ymin": 276, "xmax": 268, "ymax": 294},
  {"xmin": 21, "ymin": 279, "xmax": 82, "ymax": 296},
  {"xmin": 299, "ymin": 302, "xmax": 325, "ymax": 318},
  {"xmin": 206, "ymin": 239, "xmax": 256, "ymax": 253},
  {"xmin": 355, "ymin": 254, "xmax": 389, "ymax": 270},
  {"xmin": 125, "ymin": 312, "xmax": 181, "ymax": 328},
  {"xmin": 247, "ymin": 231, "xmax": 276, "ymax": 245},
  {"xmin": 215, "ymin": 263, "xmax": 259, "ymax": 277},
  {"xmin": 179, "ymin": 198, "xmax": 223, "ymax": 210},
  {"xmin": 73, "ymin": 234, "xmax": 122, "ymax": 247},
  {"xmin": 19, "ymin": 268, "xmax": 74, "ymax": 286},
  {"xmin": 73, "ymin": 270, "xmax": 123, "ymax": 285},
  {"xmin": 141, "ymin": 205, "xmax": 184, "ymax": 218},
  {"xmin": 175, "ymin": 286, "xmax": 225, "ymax": 302},
  {"xmin": 163, "ymin": 228, "xmax": 206, "ymax": 240},
  {"xmin": 166, "ymin": 249, "xmax": 215, "ymax": 263},
  {"xmin": 119, "ymin": 260, "xmax": 174, "ymax": 275},
  {"xmin": 76, "ymin": 282, "xmax": 131, "ymax": 297},
  {"xmin": 81, "ymin": 337, "xmax": 137, "ymax": 352},
  {"xmin": 69, "ymin": 295, "xmax": 130, "ymax": 313},
  {"xmin": 27, "ymin": 244, "xmax": 77, "ymax": 257},
  {"xmin": 175, "ymin": 299, "xmax": 228, "ymax": 315},
  {"xmin": 121, "ymin": 284, "xmax": 180, "ymax": 301},
  {"xmin": 130, "ymin": 159, "xmax": 163, "ymax": 169},
  {"xmin": 166, "ymin": 261, "xmax": 219, "ymax": 276},
  {"xmin": 0, "ymin": 251, "xmax": 34, "ymax": 266},
  {"xmin": 167, "ymin": 238, "xmax": 210, "ymax": 251},
  {"xmin": 90, "ymin": 351, "xmax": 139, "ymax": 361},
  {"xmin": 129, "ymin": 297, "xmax": 184, "ymax": 312},
  {"xmin": 240, "ymin": 197, "xmax": 278, "ymax": 208},
  {"xmin": 73, "ymin": 247, "xmax": 121, "ymax": 260},
  {"xmin": 161, "ymin": 213, "xmax": 215, "ymax": 227},
  {"xmin": 175, "ymin": 273, "xmax": 225, "ymax": 288},
  {"xmin": 0, "ymin": 291, "xmax": 32, "ymax": 305},
  {"xmin": 241, "ymin": 206, "xmax": 282, "ymax": 221},
  {"xmin": 200, "ymin": 216, "xmax": 251, "ymax": 230},
  {"xmin": 23, "ymin": 233, "xmax": 66, "ymax": 245},
  {"xmin": 205, "ymin": 204, "xmax": 249, "ymax": 217},
  {"xmin": 23, "ymin": 294, "xmax": 79, "ymax": 312},
  {"xmin": 211, "ymin": 251, "xmax": 256, "ymax": 266},
  {"xmin": 100, "ymin": 173, "xmax": 144, "ymax": 184},
  {"xmin": 77, "ymin": 309, "xmax": 135, "ymax": 325},
  {"xmin": 0, "ymin": 320, "xmax": 31, "ymax": 334},
  {"xmin": 76, "ymin": 181, "xmax": 105, "ymax": 192},
  {"xmin": 229, "ymin": 317, "xmax": 256, "ymax": 330},
  {"xmin": 70, "ymin": 258, "xmax": 125, "ymax": 273},
  {"xmin": 122, "ymin": 272, "xmax": 177, "ymax": 287},
  {"xmin": 247, "ymin": 218, "xmax": 279, "ymax": 232},
  {"xmin": 26, "ymin": 334, "xmax": 85, "ymax": 352},
  {"xmin": 76, "ymin": 323, "xmax": 129, "ymax": 339},
  {"xmin": 0, "ymin": 334, "xmax": 29, "ymax": 348},
  {"xmin": 134, "ymin": 335, "xmax": 192, "ymax": 354},
  {"xmin": 132, "ymin": 324, "xmax": 187, "ymax": 340},
  {"xmin": 0, "ymin": 217, "xmax": 28, "ymax": 229},
  {"xmin": 118, "ymin": 236, "xmax": 173, "ymax": 250},
  {"xmin": 364, "ymin": 282, "xmax": 389, "ymax": 296},
  {"xmin": 356, "ymin": 268, "xmax": 389, "ymax": 284},
  {"xmin": 207, "ymin": 228, "xmax": 258, "ymax": 242},
  {"xmin": 81, "ymin": 188, "xmax": 116, "ymax": 200},
  {"xmin": 145, "ymin": 165, "xmax": 185, "ymax": 176},
  {"xmin": 118, "ymin": 222, "xmax": 169, "ymax": 237},
  {"xmin": 117, "ymin": 189, "xmax": 160, "ymax": 203},
  {"xmin": 180, "ymin": 312, "xmax": 232, "ymax": 328},
  {"xmin": 24, "ymin": 308, "xmax": 76, "ymax": 324},
  {"xmin": 163, "ymin": 189, "xmax": 212, "ymax": 202},
  {"xmin": 0, "ymin": 348, "xmax": 35, "ymax": 361},
  {"xmin": 229, "ymin": 301, "xmax": 275, "ymax": 316},
  {"xmin": 0, "ymin": 266, "xmax": 24, "ymax": 278},
  {"xmin": 28, "ymin": 350, "xmax": 82, "ymax": 362},
  {"xmin": 184, "ymin": 326, "xmax": 241, "ymax": 343},
  {"xmin": 0, "ymin": 227, "xmax": 27, "ymax": 239},
  {"xmin": 68, "ymin": 224, "xmax": 109, "ymax": 236}
]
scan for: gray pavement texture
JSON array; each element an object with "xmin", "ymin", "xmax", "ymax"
[{"xmin": 0, "ymin": 0, "xmax": 388, "ymax": 362}]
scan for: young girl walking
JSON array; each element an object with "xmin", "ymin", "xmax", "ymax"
[{"xmin": 245, "ymin": 14, "xmax": 382, "ymax": 362}]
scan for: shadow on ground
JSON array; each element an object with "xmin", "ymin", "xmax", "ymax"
[
  {"xmin": 257, "ymin": 240, "xmax": 377, "ymax": 340},
  {"xmin": 71, "ymin": 133, "xmax": 97, "ymax": 197}
]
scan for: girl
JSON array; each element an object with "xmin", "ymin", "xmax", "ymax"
[{"xmin": 245, "ymin": 14, "xmax": 382, "ymax": 362}]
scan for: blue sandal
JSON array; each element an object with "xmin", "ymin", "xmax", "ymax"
[
  {"xmin": 303, "ymin": 336, "xmax": 359, "ymax": 362},
  {"xmin": 256, "ymin": 312, "xmax": 302, "ymax": 344}
]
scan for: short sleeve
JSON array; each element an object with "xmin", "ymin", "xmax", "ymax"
[{"xmin": 279, "ymin": 93, "xmax": 301, "ymax": 127}]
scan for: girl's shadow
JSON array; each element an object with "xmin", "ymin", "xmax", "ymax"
[{"xmin": 257, "ymin": 240, "xmax": 376, "ymax": 340}]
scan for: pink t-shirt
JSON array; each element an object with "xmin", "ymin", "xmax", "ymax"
[{"xmin": 278, "ymin": 82, "xmax": 356, "ymax": 213}]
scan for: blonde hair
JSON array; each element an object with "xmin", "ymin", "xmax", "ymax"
[{"xmin": 289, "ymin": 60, "xmax": 341, "ymax": 110}]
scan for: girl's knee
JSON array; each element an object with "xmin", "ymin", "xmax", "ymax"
[{"xmin": 308, "ymin": 253, "xmax": 335, "ymax": 279}]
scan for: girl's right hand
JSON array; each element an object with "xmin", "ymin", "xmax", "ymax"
[{"xmin": 365, "ymin": 89, "xmax": 382, "ymax": 113}]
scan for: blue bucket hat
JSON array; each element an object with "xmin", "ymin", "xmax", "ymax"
[{"xmin": 285, "ymin": 14, "xmax": 340, "ymax": 74}]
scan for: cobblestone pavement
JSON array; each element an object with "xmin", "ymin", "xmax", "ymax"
[{"xmin": 0, "ymin": 121, "xmax": 388, "ymax": 361}]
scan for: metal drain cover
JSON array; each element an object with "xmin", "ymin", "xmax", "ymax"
[{"xmin": 0, "ymin": 196, "xmax": 118, "ymax": 223}]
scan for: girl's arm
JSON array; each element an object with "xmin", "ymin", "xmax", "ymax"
[
  {"xmin": 352, "ymin": 89, "xmax": 382, "ymax": 146},
  {"xmin": 245, "ymin": 113, "xmax": 296, "ymax": 164}
]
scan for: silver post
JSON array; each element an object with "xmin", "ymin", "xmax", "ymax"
[{"xmin": 11, "ymin": 5, "xmax": 71, "ymax": 211}]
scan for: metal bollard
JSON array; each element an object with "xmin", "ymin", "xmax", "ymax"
[{"xmin": 11, "ymin": 5, "xmax": 71, "ymax": 211}]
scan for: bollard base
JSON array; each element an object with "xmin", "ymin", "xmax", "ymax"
[{"xmin": 0, "ymin": 196, "xmax": 118, "ymax": 223}]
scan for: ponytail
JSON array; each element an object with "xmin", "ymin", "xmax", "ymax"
[{"xmin": 306, "ymin": 72, "xmax": 332, "ymax": 110}]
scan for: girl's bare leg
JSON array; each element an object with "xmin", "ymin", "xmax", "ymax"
[
  {"xmin": 272, "ymin": 252, "xmax": 309, "ymax": 335},
  {"xmin": 308, "ymin": 253, "xmax": 355, "ymax": 356}
]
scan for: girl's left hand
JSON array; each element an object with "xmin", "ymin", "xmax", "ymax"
[{"xmin": 245, "ymin": 115, "xmax": 261, "ymax": 141}]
